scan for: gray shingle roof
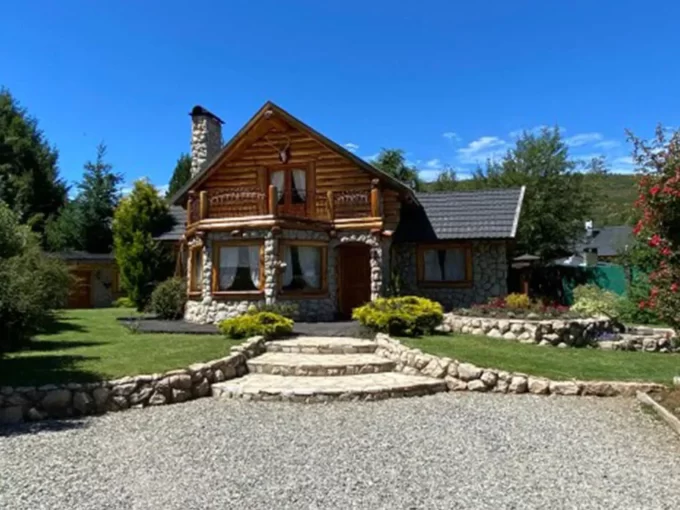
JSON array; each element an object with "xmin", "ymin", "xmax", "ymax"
[
  {"xmin": 395, "ymin": 187, "xmax": 525, "ymax": 241},
  {"xmin": 50, "ymin": 251, "xmax": 116, "ymax": 262},
  {"xmin": 574, "ymin": 225, "xmax": 632, "ymax": 257},
  {"xmin": 154, "ymin": 206, "xmax": 186, "ymax": 242}
]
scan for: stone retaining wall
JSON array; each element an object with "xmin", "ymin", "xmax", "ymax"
[
  {"xmin": 374, "ymin": 334, "xmax": 666, "ymax": 397},
  {"xmin": 0, "ymin": 337, "xmax": 267, "ymax": 425}
]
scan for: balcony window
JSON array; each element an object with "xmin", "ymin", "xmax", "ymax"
[{"xmin": 270, "ymin": 168, "xmax": 307, "ymax": 212}]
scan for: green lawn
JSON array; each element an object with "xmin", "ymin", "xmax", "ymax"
[
  {"xmin": 402, "ymin": 334, "xmax": 680, "ymax": 384},
  {"xmin": 1, "ymin": 308, "xmax": 239, "ymax": 386}
]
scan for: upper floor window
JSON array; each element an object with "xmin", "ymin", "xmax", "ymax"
[{"xmin": 270, "ymin": 168, "xmax": 307, "ymax": 210}]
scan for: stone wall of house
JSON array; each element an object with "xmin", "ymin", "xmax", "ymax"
[
  {"xmin": 374, "ymin": 334, "xmax": 665, "ymax": 397},
  {"xmin": 0, "ymin": 337, "xmax": 266, "ymax": 425},
  {"xmin": 185, "ymin": 228, "xmax": 384, "ymax": 323},
  {"xmin": 391, "ymin": 241, "xmax": 507, "ymax": 309}
]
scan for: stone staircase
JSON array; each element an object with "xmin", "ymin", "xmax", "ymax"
[{"xmin": 211, "ymin": 336, "xmax": 447, "ymax": 402}]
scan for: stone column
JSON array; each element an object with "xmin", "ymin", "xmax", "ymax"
[
  {"xmin": 190, "ymin": 106, "xmax": 224, "ymax": 177},
  {"xmin": 263, "ymin": 233, "xmax": 278, "ymax": 306},
  {"xmin": 369, "ymin": 233, "xmax": 383, "ymax": 301}
]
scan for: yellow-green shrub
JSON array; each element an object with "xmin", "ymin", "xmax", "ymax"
[
  {"xmin": 352, "ymin": 296, "xmax": 443, "ymax": 337},
  {"xmin": 505, "ymin": 293, "xmax": 531, "ymax": 309},
  {"xmin": 218, "ymin": 311, "xmax": 293, "ymax": 340},
  {"xmin": 571, "ymin": 284, "xmax": 619, "ymax": 318}
]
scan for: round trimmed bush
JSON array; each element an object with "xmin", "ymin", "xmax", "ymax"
[
  {"xmin": 352, "ymin": 296, "xmax": 443, "ymax": 337},
  {"xmin": 149, "ymin": 277, "xmax": 187, "ymax": 320},
  {"xmin": 219, "ymin": 311, "xmax": 293, "ymax": 340}
]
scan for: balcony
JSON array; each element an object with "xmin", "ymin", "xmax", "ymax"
[{"xmin": 186, "ymin": 184, "xmax": 382, "ymax": 231}]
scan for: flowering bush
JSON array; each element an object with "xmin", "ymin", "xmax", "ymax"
[
  {"xmin": 461, "ymin": 295, "xmax": 576, "ymax": 319},
  {"xmin": 571, "ymin": 284, "xmax": 619, "ymax": 318},
  {"xmin": 628, "ymin": 127, "xmax": 680, "ymax": 332},
  {"xmin": 505, "ymin": 293, "xmax": 531, "ymax": 309}
]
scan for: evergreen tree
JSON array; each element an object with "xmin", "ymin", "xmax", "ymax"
[
  {"xmin": 469, "ymin": 128, "xmax": 592, "ymax": 259},
  {"xmin": 0, "ymin": 88, "xmax": 67, "ymax": 234},
  {"xmin": 166, "ymin": 153, "xmax": 192, "ymax": 198},
  {"xmin": 430, "ymin": 168, "xmax": 458, "ymax": 191},
  {"xmin": 113, "ymin": 180, "xmax": 174, "ymax": 310},
  {"xmin": 372, "ymin": 149, "xmax": 422, "ymax": 190}
]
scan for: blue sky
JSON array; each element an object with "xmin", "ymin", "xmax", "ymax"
[{"xmin": 3, "ymin": 1, "xmax": 680, "ymax": 193}]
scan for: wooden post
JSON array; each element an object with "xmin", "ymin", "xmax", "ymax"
[
  {"xmin": 370, "ymin": 179, "xmax": 381, "ymax": 218},
  {"xmin": 199, "ymin": 191, "xmax": 208, "ymax": 220},
  {"xmin": 268, "ymin": 185, "xmax": 278, "ymax": 217},
  {"xmin": 187, "ymin": 191, "xmax": 196, "ymax": 224},
  {"xmin": 326, "ymin": 190, "xmax": 335, "ymax": 221}
]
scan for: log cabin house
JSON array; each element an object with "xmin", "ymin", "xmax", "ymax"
[{"xmin": 165, "ymin": 102, "xmax": 525, "ymax": 323}]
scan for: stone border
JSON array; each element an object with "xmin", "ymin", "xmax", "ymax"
[
  {"xmin": 442, "ymin": 313, "xmax": 679, "ymax": 352},
  {"xmin": 0, "ymin": 336, "xmax": 267, "ymax": 425},
  {"xmin": 374, "ymin": 334, "xmax": 667, "ymax": 397},
  {"xmin": 636, "ymin": 391, "xmax": 680, "ymax": 438}
]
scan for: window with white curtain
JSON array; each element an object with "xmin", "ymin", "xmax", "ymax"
[
  {"xmin": 281, "ymin": 244, "xmax": 324, "ymax": 292},
  {"xmin": 269, "ymin": 168, "xmax": 307, "ymax": 206},
  {"xmin": 216, "ymin": 244, "xmax": 262, "ymax": 292},
  {"xmin": 420, "ymin": 246, "xmax": 469, "ymax": 283}
]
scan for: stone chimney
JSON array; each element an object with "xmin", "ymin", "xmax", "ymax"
[{"xmin": 190, "ymin": 105, "xmax": 224, "ymax": 177}]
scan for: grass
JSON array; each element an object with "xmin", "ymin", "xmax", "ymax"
[
  {"xmin": 0, "ymin": 308, "xmax": 239, "ymax": 386},
  {"xmin": 402, "ymin": 334, "xmax": 680, "ymax": 384}
]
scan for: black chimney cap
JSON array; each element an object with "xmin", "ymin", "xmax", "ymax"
[{"xmin": 189, "ymin": 105, "xmax": 224, "ymax": 124}]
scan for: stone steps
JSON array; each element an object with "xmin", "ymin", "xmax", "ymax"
[
  {"xmin": 247, "ymin": 352, "xmax": 395, "ymax": 376},
  {"xmin": 266, "ymin": 336, "xmax": 377, "ymax": 354},
  {"xmin": 212, "ymin": 373, "xmax": 447, "ymax": 402}
]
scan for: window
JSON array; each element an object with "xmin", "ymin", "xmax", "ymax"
[
  {"xmin": 280, "ymin": 243, "xmax": 326, "ymax": 293},
  {"xmin": 213, "ymin": 243, "xmax": 263, "ymax": 293},
  {"xmin": 417, "ymin": 244, "xmax": 472, "ymax": 285},
  {"xmin": 189, "ymin": 246, "xmax": 203, "ymax": 293},
  {"xmin": 270, "ymin": 168, "xmax": 307, "ymax": 208}
]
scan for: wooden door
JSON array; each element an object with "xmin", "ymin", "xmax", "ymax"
[
  {"xmin": 68, "ymin": 270, "xmax": 92, "ymax": 309},
  {"xmin": 337, "ymin": 244, "xmax": 371, "ymax": 318}
]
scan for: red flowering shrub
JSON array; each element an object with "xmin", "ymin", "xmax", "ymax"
[{"xmin": 629, "ymin": 126, "xmax": 680, "ymax": 332}]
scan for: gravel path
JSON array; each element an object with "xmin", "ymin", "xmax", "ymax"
[{"xmin": 1, "ymin": 393, "xmax": 679, "ymax": 509}]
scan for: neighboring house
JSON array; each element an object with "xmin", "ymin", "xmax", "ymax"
[
  {"xmin": 165, "ymin": 102, "xmax": 524, "ymax": 323},
  {"xmin": 55, "ymin": 252, "xmax": 121, "ymax": 308},
  {"xmin": 553, "ymin": 222, "xmax": 633, "ymax": 267}
]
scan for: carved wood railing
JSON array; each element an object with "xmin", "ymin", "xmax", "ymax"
[{"xmin": 187, "ymin": 184, "xmax": 381, "ymax": 224}]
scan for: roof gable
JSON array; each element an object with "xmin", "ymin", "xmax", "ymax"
[{"xmin": 170, "ymin": 101, "xmax": 416, "ymax": 205}]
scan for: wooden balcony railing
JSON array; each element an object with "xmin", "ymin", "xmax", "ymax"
[{"xmin": 187, "ymin": 183, "xmax": 381, "ymax": 226}]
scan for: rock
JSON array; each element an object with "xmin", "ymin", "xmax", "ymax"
[
  {"xmin": 26, "ymin": 407, "xmax": 47, "ymax": 421},
  {"xmin": 0, "ymin": 406, "xmax": 24, "ymax": 424},
  {"xmin": 488, "ymin": 328, "xmax": 502, "ymax": 338},
  {"xmin": 493, "ymin": 380, "xmax": 509, "ymax": 393},
  {"xmin": 527, "ymin": 312, "xmax": 540, "ymax": 320},
  {"xmin": 41, "ymin": 389, "xmax": 72, "ymax": 415},
  {"xmin": 503, "ymin": 332, "xmax": 517, "ymax": 341},
  {"xmin": 213, "ymin": 369, "xmax": 226, "ymax": 382},
  {"xmin": 444, "ymin": 377, "xmax": 467, "ymax": 391},
  {"xmin": 527, "ymin": 377, "xmax": 550, "ymax": 395},
  {"xmin": 498, "ymin": 320, "xmax": 510, "ymax": 334},
  {"xmin": 510, "ymin": 323, "xmax": 524, "ymax": 334},
  {"xmin": 642, "ymin": 338, "xmax": 658, "ymax": 352},
  {"xmin": 73, "ymin": 391, "xmax": 93, "ymax": 415},
  {"xmin": 557, "ymin": 342, "xmax": 569, "ymax": 349},
  {"xmin": 581, "ymin": 381, "xmax": 616, "ymax": 397},
  {"xmin": 674, "ymin": 376, "xmax": 680, "ymax": 388},
  {"xmin": 508, "ymin": 376, "xmax": 528, "ymax": 394},
  {"xmin": 110, "ymin": 395, "xmax": 129, "ymax": 410},
  {"xmin": 148, "ymin": 391, "xmax": 167, "ymax": 406},
  {"xmin": 129, "ymin": 386, "xmax": 154, "ymax": 406},
  {"xmin": 468, "ymin": 380, "xmax": 488, "ymax": 392},
  {"xmin": 598, "ymin": 341, "xmax": 616, "ymax": 350},
  {"xmin": 193, "ymin": 378, "xmax": 211, "ymax": 398},
  {"xmin": 6, "ymin": 393, "xmax": 30, "ymax": 410},
  {"xmin": 111, "ymin": 383, "xmax": 137, "ymax": 397},
  {"xmin": 538, "ymin": 340, "xmax": 552, "ymax": 347},
  {"xmin": 421, "ymin": 359, "xmax": 449, "ymax": 379},
  {"xmin": 543, "ymin": 333, "xmax": 560, "ymax": 345},
  {"xmin": 497, "ymin": 370, "xmax": 511, "ymax": 382},
  {"xmin": 169, "ymin": 374, "xmax": 193, "ymax": 390},
  {"xmin": 447, "ymin": 362, "xmax": 459, "ymax": 379},
  {"xmin": 550, "ymin": 381, "xmax": 581, "ymax": 396},
  {"xmin": 480, "ymin": 371, "xmax": 498, "ymax": 388},
  {"xmin": 172, "ymin": 388, "xmax": 192, "ymax": 403},
  {"xmin": 457, "ymin": 363, "xmax": 483, "ymax": 381},
  {"xmin": 92, "ymin": 387, "xmax": 110, "ymax": 409}
]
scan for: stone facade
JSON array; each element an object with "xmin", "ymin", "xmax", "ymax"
[
  {"xmin": 0, "ymin": 337, "xmax": 266, "ymax": 425},
  {"xmin": 185, "ymin": 228, "xmax": 384, "ymax": 323},
  {"xmin": 190, "ymin": 108, "xmax": 223, "ymax": 177},
  {"xmin": 374, "ymin": 334, "xmax": 666, "ymax": 397},
  {"xmin": 392, "ymin": 241, "xmax": 507, "ymax": 309}
]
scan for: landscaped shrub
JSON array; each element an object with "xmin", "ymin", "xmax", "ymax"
[
  {"xmin": 113, "ymin": 296, "xmax": 135, "ymax": 308},
  {"xmin": 352, "ymin": 296, "xmax": 443, "ymax": 337},
  {"xmin": 0, "ymin": 203, "xmax": 70, "ymax": 353},
  {"xmin": 504, "ymin": 293, "xmax": 531, "ymax": 309},
  {"xmin": 149, "ymin": 277, "xmax": 187, "ymax": 320},
  {"xmin": 246, "ymin": 302, "xmax": 299, "ymax": 319},
  {"xmin": 219, "ymin": 311, "xmax": 294, "ymax": 340},
  {"xmin": 462, "ymin": 296, "xmax": 574, "ymax": 319},
  {"xmin": 571, "ymin": 284, "xmax": 619, "ymax": 318}
]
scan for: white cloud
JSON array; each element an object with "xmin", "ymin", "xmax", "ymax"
[
  {"xmin": 611, "ymin": 156, "xmax": 635, "ymax": 174},
  {"xmin": 344, "ymin": 142, "xmax": 359, "ymax": 153},
  {"xmin": 418, "ymin": 169, "xmax": 440, "ymax": 181},
  {"xmin": 457, "ymin": 136, "xmax": 508, "ymax": 164},
  {"xmin": 362, "ymin": 153, "xmax": 379, "ymax": 162},
  {"xmin": 121, "ymin": 179, "xmax": 168, "ymax": 197},
  {"xmin": 425, "ymin": 158, "xmax": 441, "ymax": 169},
  {"xmin": 565, "ymin": 132, "xmax": 603, "ymax": 147},
  {"xmin": 594, "ymin": 140, "xmax": 621, "ymax": 150},
  {"xmin": 442, "ymin": 131, "xmax": 461, "ymax": 143}
]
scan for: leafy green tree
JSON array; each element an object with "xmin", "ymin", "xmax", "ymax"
[
  {"xmin": 429, "ymin": 168, "xmax": 458, "ymax": 191},
  {"xmin": 0, "ymin": 202, "xmax": 70, "ymax": 352},
  {"xmin": 469, "ymin": 128, "xmax": 592, "ymax": 259},
  {"xmin": 0, "ymin": 89, "xmax": 67, "ymax": 235},
  {"xmin": 166, "ymin": 153, "xmax": 192, "ymax": 198},
  {"xmin": 113, "ymin": 180, "xmax": 174, "ymax": 310},
  {"xmin": 44, "ymin": 143, "xmax": 122, "ymax": 253},
  {"xmin": 372, "ymin": 149, "xmax": 422, "ymax": 190}
]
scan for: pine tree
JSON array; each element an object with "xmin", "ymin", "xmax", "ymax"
[
  {"xmin": 371, "ymin": 149, "xmax": 422, "ymax": 190},
  {"xmin": 166, "ymin": 153, "xmax": 192, "ymax": 198}
]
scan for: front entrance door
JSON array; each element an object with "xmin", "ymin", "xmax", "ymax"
[
  {"xmin": 68, "ymin": 270, "xmax": 92, "ymax": 308},
  {"xmin": 337, "ymin": 244, "xmax": 371, "ymax": 318}
]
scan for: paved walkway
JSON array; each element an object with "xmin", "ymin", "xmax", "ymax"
[{"xmin": 1, "ymin": 394, "xmax": 678, "ymax": 509}]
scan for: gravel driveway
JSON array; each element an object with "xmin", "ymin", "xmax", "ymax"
[{"xmin": 1, "ymin": 393, "xmax": 679, "ymax": 509}]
